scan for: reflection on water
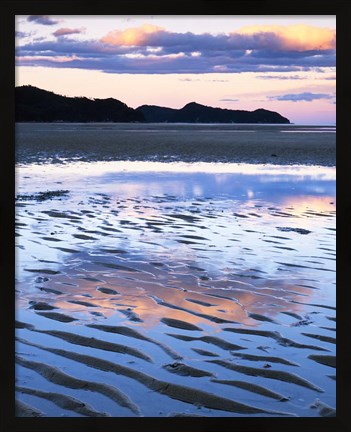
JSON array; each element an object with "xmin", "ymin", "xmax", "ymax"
[
  {"xmin": 16, "ymin": 161, "xmax": 336, "ymax": 327},
  {"xmin": 19, "ymin": 262, "xmax": 320, "ymax": 330},
  {"xmin": 16, "ymin": 161, "xmax": 335, "ymax": 202}
]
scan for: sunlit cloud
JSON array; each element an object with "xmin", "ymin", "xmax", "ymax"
[
  {"xmin": 236, "ymin": 24, "xmax": 335, "ymax": 51},
  {"xmin": 16, "ymin": 21, "xmax": 336, "ymax": 75},
  {"xmin": 100, "ymin": 24, "xmax": 165, "ymax": 46}
]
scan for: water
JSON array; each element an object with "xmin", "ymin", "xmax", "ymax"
[{"xmin": 16, "ymin": 161, "xmax": 335, "ymax": 289}]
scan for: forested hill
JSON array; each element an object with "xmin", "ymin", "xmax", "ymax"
[
  {"xmin": 15, "ymin": 86, "xmax": 290, "ymax": 124},
  {"xmin": 15, "ymin": 86, "xmax": 144, "ymax": 122},
  {"xmin": 137, "ymin": 102, "xmax": 290, "ymax": 124}
]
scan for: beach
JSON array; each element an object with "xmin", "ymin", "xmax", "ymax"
[
  {"xmin": 16, "ymin": 123, "xmax": 336, "ymax": 166},
  {"xmin": 15, "ymin": 123, "xmax": 336, "ymax": 417}
]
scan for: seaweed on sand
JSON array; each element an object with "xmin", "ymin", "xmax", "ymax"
[{"xmin": 15, "ymin": 190, "xmax": 69, "ymax": 202}]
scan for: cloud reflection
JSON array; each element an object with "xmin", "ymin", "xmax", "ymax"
[
  {"xmin": 16, "ymin": 161, "xmax": 335, "ymax": 332},
  {"xmin": 21, "ymin": 259, "xmax": 317, "ymax": 329}
]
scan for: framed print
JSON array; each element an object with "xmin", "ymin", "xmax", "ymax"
[{"xmin": 1, "ymin": 1, "xmax": 349, "ymax": 431}]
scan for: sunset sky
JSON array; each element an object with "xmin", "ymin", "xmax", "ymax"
[{"xmin": 15, "ymin": 15, "xmax": 336, "ymax": 125}]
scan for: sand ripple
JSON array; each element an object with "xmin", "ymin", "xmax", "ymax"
[
  {"xmin": 16, "ymin": 352, "xmax": 140, "ymax": 415},
  {"xmin": 16, "ymin": 336, "xmax": 293, "ymax": 416},
  {"xmin": 208, "ymin": 360, "xmax": 324, "ymax": 393}
]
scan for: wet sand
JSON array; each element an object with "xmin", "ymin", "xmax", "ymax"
[
  {"xmin": 15, "ymin": 150, "xmax": 335, "ymax": 417},
  {"xmin": 16, "ymin": 123, "xmax": 336, "ymax": 166}
]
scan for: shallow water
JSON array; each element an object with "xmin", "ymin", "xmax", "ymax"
[{"xmin": 15, "ymin": 161, "xmax": 336, "ymax": 417}]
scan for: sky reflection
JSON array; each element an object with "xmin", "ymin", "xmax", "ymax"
[
  {"xmin": 16, "ymin": 161, "xmax": 336, "ymax": 326},
  {"xmin": 16, "ymin": 161, "xmax": 336, "ymax": 206}
]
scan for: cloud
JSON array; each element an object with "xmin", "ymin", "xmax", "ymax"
[
  {"xmin": 236, "ymin": 24, "xmax": 335, "ymax": 51},
  {"xmin": 17, "ymin": 54, "xmax": 86, "ymax": 64},
  {"xmin": 100, "ymin": 24, "xmax": 165, "ymax": 46},
  {"xmin": 27, "ymin": 15, "xmax": 60, "ymax": 26},
  {"xmin": 53, "ymin": 27, "xmax": 86, "ymax": 37},
  {"xmin": 178, "ymin": 78, "xmax": 201, "ymax": 82},
  {"xmin": 268, "ymin": 92, "xmax": 334, "ymax": 102},
  {"xmin": 16, "ymin": 23, "xmax": 336, "ymax": 74},
  {"xmin": 179, "ymin": 78, "xmax": 229, "ymax": 83},
  {"xmin": 256, "ymin": 74, "xmax": 304, "ymax": 80},
  {"xmin": 220, "ymin": 98, "xmax": 240, "ymax": 102},
  {"xmin": 15, "ymin": 31, "xmax": 29, "ymax": 38}
]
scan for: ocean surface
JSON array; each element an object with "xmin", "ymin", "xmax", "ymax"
[{"xmin": 15, "ymin": 124, "xmax": 336, "ymax": 417}]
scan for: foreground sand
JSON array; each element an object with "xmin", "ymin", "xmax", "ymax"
[{"xmin": 15, "ymin": 161, "xmax": 336, "ymax": 417}]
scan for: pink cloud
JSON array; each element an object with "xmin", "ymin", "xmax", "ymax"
[{"xmin": 53, "ymin": 27, "xmax": 86, "ymax": 37}]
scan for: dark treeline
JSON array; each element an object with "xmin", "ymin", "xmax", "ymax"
[
  {"xmin": 15, "ymin": 86, "xmax": 290, "ymax": 124},
  {"xmin": 15, "ymin": 86, "xmax": 143, "ymax": 122},
  {"xmin": 137, "ymin": 102, "xmax": 290, "ymax": 124}
]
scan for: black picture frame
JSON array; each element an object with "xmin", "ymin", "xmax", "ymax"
[{"xmin": 1, "ymin": 1, "xmax": 349, "ymax": 431}]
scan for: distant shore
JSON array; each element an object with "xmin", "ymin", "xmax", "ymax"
[
  {"xmin": 15, "ymin": 85, "xmax": 290, "ymax": 124},
  {"xmin": 16, "ymin": 123, "xmax": 336, "ymax": 167}
]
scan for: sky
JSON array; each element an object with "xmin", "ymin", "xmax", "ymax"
[{"xmin": 15, "ymin": 15, "xmax": 336, "ymax": 125}]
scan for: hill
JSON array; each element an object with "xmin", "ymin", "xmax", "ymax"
[
  {"xmin": 15, "ymin": 86, "xmax": 290, "ymax": 124},
  {"xmin": 137, "ymin": 102, "xmax": 290, "ymax": 124},
  {"xmin": 15, "ymin": 86, "xmax": 144, "ymax": 122}
]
